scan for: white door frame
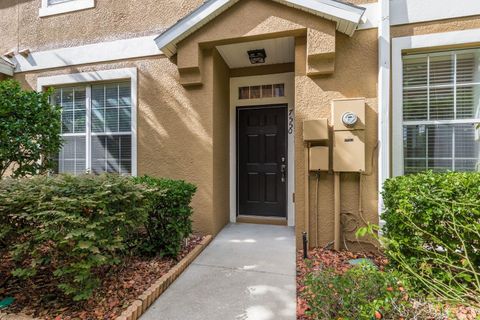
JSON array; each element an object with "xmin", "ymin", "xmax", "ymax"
[{"xmin": 229, "ymin": 72, "xmax": 295, "ymax": 226}]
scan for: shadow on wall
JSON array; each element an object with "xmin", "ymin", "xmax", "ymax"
[
  {"xmin": 137, "ymin": 66, "xmax": 214, "ymax": 233},
  {"xmin": 13, "ymin": 58, "xmax": 215, "ymax": 234}
]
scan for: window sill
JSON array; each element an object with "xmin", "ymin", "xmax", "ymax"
[{"xmin": 39, "ymin": 0, "xmax": 95, "ymax": 17}]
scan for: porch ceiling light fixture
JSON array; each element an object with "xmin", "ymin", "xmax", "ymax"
[{"xmin": 247, "ymin": 49, "xmax": 267, "ymax": 64}]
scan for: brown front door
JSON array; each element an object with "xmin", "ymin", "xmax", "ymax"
[{"xmin": 237, "ymin": 105, "xmax": 287, "ymax": 217}]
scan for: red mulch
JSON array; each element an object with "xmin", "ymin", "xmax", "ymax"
[
  {"xmin": 296, "ymin": 247, "xmax": 387, "ymax": 320},
  {"xmin": 0, "ymin": 235, "xmax": 204, "ymax": 320},
  {"xmin": 296, "ymin": 248, "xmax": 479, "ymax": 320}
]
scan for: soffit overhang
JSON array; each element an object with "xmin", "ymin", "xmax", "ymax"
[{"xmin": 155, "ymin": 0, "xmax": 365, "ymax": 58}]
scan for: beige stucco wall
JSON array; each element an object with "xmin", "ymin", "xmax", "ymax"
[
  {"xmin": 7, "ymin": 0, "xmax": 480, "ymax": 249},
  {"xmin": 0, "ymin": 0, "xmax": 374, "ymax": 55},
  {"xmin": 294, "ymin": 29, "xmax": 379, "ymax": 249},
  {"xmin": 0, "ymin": 0, "xmax": 203, "ymax": 54},
  {"xmin": 11, "ymin": 54, "xmax": 230, "ymax": 236},
  {"xmin": 4, "ymin": 0, "xmax": 381, "ymax": 248},
  {"xmin": 168, "ymin": 0, "xmax": 380, "ymax": 249}
]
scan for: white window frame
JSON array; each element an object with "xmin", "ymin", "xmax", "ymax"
[
  {"xmin": 37, "ymin": 68, "xmax": 138, "ymax": 176},
  {"xmin": 392, "ymin": 28, "xmax": 480, "ymax": 176},
  {"xmin": 40, "ymin": 0, "xmax": 95, "ymax": 17}
]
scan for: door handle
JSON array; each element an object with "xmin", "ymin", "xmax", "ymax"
[{"xmin": 281, "ymin": 164, "xmax": 287, "ymax": 183}]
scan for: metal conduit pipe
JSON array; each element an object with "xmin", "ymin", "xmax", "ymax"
[
  {"xmin": 315, "ymin": 172, "xmax": 320, "ymax": 247},
  {"xmin": 334, "ymin": 172, "xmax": 341, "ymax": 251},
  {"xmin": 304, "ymin": 143, "xmax": 310, "ymax": 242}
]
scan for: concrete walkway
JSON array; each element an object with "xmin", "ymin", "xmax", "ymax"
[{"xmin": 141, "ymin": 223, "xmax": 296, "ymax": 320}]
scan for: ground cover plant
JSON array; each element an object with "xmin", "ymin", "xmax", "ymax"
[
  {"xmin": 297, "ymin": 248, "xmax": 477, "ymax": 320},
  {"xmin": 0, "ymin": 173, "xmax": 197, "ymax": 318}
]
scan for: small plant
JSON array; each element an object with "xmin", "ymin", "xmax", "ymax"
[
  {"xmin": 303, "ymin": 263, "xmax": 414, "ymax": 320},
  {"xmin": 0, "ymin": 79, "xmax": 62, "ymax": 179}
]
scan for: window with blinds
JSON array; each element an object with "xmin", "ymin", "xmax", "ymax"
[
  {"xmin": 402, "ymin": 49, "xmax": 480, "ymax": 174},
  {"xmin": 53, "ymin": 82, "xmax": 133, "ymax": 175}
]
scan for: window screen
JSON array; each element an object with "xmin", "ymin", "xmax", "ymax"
[
  {"xmin": 402, "ymin": 50, "xmax": 480, "ymax": 174},
  {"xmin": 53, "ymin": 82, "xmax": 133, "ymax": 175}
]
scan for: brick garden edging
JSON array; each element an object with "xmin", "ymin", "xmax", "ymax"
[
  {"xmin": 116, "ymin": 235, "xmax": 213, "ymax": 320},
  {"xmin": 0, "ymin": 235, "xmax": 212, "ymax": 320}
]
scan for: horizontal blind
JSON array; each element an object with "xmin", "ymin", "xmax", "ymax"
[
  {"xmin": 52, "ymin": 87, "xmax": 87, "ymax": 175},
  {"xmin": 91, "ymin": 82, "xmax": 132, "ymax": 175},
  {"xmin": 402, "ymin": 49, "xmax": 480, "ymax": 174},
  {"xmin": 57, "ymin": 136, "xmax": 86, "ymax": 175},
  {"xmin": 53, "ymin": 81, "xmax": 133, "ymax": 176},
  {"xmin": 91, "ymin": 135, "xmax": 132, "ymax": 174}
]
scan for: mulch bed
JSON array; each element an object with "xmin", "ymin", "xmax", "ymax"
[
  {"xmin": 0, "ymin": 235, "xmax": 205, "ymax": 320},
  {"xmin": 296, "ymin": 247, "xmax": 388, "ymax": 320},
  {"xmin": 296, "ymin": 248, "xmax": 479, "ymax": 320}
]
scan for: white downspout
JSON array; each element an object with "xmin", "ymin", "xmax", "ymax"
[{"xmin": 378, "ymin": 0, "xmax": 390, "ymax": 229}]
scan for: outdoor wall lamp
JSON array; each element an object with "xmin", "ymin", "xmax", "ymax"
[{"xmin": 247, "ymin": 49, "xmax": 267, "ymax": 64}]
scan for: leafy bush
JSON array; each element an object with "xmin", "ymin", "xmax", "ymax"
[
  {"xmin": 0, "ymin": 174, "xmax": 150, "ymax": 300},
  {"xmin": 382, "ymin": 171, "xmax": 480, "ymax": 304},
  {"xmin": 133, "ymin": 176, "xmax": 196, "ymax": 257},
  {"xmin": 303, "ymin": 263, "xmax": 412, "ymax": 319},
  {"xmin": 0, "ymin": 80, "xmax": 62, "ymax": 179},
  {"xmin": 0, "ymin": 174, "xmax": 196, "ymax": 301}
]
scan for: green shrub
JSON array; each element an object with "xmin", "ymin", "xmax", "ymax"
[
  {"xmin": 0, "ymin": 174, "xmax": 197, "ymax": 301},
  {"xmin": 0, "ymin": 174, "xmax": 150, "ymax": 300},
  {"xmin": 0, "ymin": 79, "xmax": 62, "ymax": 179},
  {"xmin": 133, "ymin": 176, "xmax": 196, "ymax": 257},
  {"xmin": 382, "ymin": 171, "xmax": 480, "ymax": 304},
  {"xmin": 303, "ymin": 264, "xmax": 410, "ymax": 320}
]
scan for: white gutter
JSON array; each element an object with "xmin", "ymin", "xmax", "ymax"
[{"xmin": 377, "ymin": 0, "xmax": 390, "ymax": 226}]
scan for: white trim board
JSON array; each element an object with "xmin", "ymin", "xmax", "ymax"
[
  {"xmin": 390, "ymin": 0, "xmax": 480, "ymax": 26},
  {"xmin": 40, "ymin": 0, "xmax": 95, "ymax": 17},
  {"xmin": 37, "ymin": 68, "xmax": 138, "ymax": 177},
  {"xmin": 155, "ymin": 0, "xmax": 365, "ymax": 57},
  {"xmin": 230, "ymin": 73, "xmax": 295, "ymax": 227},
  {"xmin": 13, "ymin": 36, "xmax": 162, "ymax": 73},
  {"xmin": 0, "ymin": 58, "xmax": 14, "ymax": 76},
  {"xmin": 392, "ymin": 28, "xmax": 480, "ymax": 177},
  {"xmin": 377, "ymin": 0, "xmax": 390, "ymax": 224},
  {"xmin": 358, "ymin": 0, "xmax": 480, "ymax": 30}
]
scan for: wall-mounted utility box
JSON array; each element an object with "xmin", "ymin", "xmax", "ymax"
[
  {"xmin": 309, "ymin": 146, "xmax": 329, "ymax": 171},
  {"xmin": 333, "ymin": 131, "xmax": 365, "ymax": 172},
  {"xmin": 303, "ymin": 119, "xmax": 329, "ymax": 142},
  {"xmin": 331, "ymin": 98, "xmax": 366, "ymax": 131}
]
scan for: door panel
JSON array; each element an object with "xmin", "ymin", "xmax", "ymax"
[{"xmin": 237, "ymin": 105, "xmax": 287, "ymax": 217}]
